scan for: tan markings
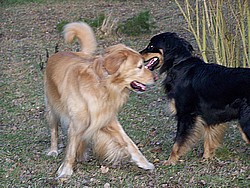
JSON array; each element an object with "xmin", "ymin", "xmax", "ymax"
[
  {"xmin": 169, "ymin": 99, "xmax": 177, "ymax": 115},
  {"xmin": 203, "ymin": 123, "xmax": 228, "ymax": 159},
  {"xmin": 237, "ymin": 125, "xmax": 250, "ymax": 144},
  {"xmin": 165, "ymin": 142, "xmax": 180, "ymax": 165},
  {"xmin": 141, "ymin": 51, "xmax": 164, "ymax": 69},
  {"xmin": 166, "ymin": 116, "xmax": 205, "ymax": 164}
]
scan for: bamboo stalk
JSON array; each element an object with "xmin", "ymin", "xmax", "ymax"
[
  {"xmin": 175, "ymin": 0, "xmax": 208, "ymax": 62},
  {"xmin": 195, "ymin": 0, "xmax": 200, "ymax": 42},
  {"xmin": 202, "ymin": 6, "xmax": 207, "ymax": 61},
  {"xmin": 238, "ymin": 0, "xmax": 247, "ymax": 67},
  {"xmin": 175, "ymin": 0, "xmax": 248, "ymax": 67},
  {"xmin": 206, "ymin": 1, "xmax": 220, "ymax": 65},
  {"xmin": 247, "ymin": 2, "xmax": 250, "ymax": 66}
]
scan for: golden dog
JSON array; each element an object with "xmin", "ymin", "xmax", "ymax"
[{"xmin": 44, "ymin": 22, "xmax": 155, "ymax": 179}]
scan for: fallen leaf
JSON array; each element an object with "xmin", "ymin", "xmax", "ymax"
[
  {"xmin": 104, "ymin": 183, "xmax": 110, "ymax": 188},
  {"xmin": 100, "ymin": 165, "xmax": 109, "ymax": 174},
  {"xmin": 153, "ymin": 158, "xmax": 160, "ymax": 163}
]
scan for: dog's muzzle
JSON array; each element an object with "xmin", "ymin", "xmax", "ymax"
[
  {"xmin": 145, "ymin": 57, "xmax": 160, "ymax": 71},
  {"xmin": 130, "ymin": 81, "xmax": 146, "ymax": 92}
]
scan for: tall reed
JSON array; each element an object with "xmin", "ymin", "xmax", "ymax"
[{"xmin": 175, "ymin": 0, "xmax": 249, "ymax": 67}]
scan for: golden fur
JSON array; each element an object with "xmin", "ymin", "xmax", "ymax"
[{"xmin": 44, "ymin": 22, "xmax": 155, "ymax": 179}]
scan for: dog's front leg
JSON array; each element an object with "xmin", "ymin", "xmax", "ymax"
[
  {"xmin": 115, "ymin": 121, "xmax": 155, "ymax": 170},
  {"xmin": 165, "ymin": 115, "xmax": 204, "ymax": 165},
  {"xmin": 46, "ymin": 109, "xmax": 59, "ymax": 157},
  {"xmin": 56, "ymin": 123, "xmax": 82, "ymax": 179}
]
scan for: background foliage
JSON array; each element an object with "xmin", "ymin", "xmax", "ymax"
[{"xmin": 176, "ymin": 0, "xmax": 250, "ymax": 67}]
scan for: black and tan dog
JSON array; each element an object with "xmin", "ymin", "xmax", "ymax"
[{"xmin": 140, "ymin": 32, "xmax": 250, "ymax": 164}]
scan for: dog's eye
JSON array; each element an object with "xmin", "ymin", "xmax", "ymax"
[{"xmin": 148, "ymin": 45, "xmax": 154, "ymax": 50}]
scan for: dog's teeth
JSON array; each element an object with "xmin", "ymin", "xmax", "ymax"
[
  {"xmin": 130, "ymin": 81, "xmax": 146, "ymax": 92},
  {"xmin": 145, "ymin": 57, "xmax": 159, "ymax": 71}
]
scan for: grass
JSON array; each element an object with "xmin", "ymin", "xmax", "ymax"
[
  {"xmin": 56, "ymin": 11, "xmax": 152, "ymax": 36},
  {"xmin": 1, "ymin": 0, "xmax": 71, "ymax": 5},
  {"xmin": 1, "ymin": 0, "xmax": 63, "ymax": 6},
  {"xmin": 1, "ymin": 0, "xmax": 249, "ymax": 187},
  {"xmin": 56, "ymin": 14, "xmax": 106, "ymax": 33},
  {"xmin": 81, "ymin": 13, "xmax": 106, "ymax": 29},
  {"xmin": 117, "ymin": 11, "xmax": 153, "ymax": 36}
]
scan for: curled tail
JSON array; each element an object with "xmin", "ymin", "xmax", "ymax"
[{"xmin": 63, "ymin": 22, "xmax": 97, "ymax": 55}]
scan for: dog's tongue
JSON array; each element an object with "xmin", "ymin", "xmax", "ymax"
[
  {"xmin": 145, "ymin": 57, "xmax": 159, "ymax": 71},
  {"xmin": 130, "ymin": 81, "xmax": 146, "ymax": 92}
]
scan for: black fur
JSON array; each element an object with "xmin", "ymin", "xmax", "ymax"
[{"xmin": 141, "ymin": 32, "xmax": 250, "ymax": 163}]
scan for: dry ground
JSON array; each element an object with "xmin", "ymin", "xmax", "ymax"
[{"xmin": 1, "ymin": 0, "xmax": 249, "ymax": 187}]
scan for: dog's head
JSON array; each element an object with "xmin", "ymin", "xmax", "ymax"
[
  {"xmin": 140, "ymin": 32, "xmax": 194, "ymax": 73},
  {"xmin": 103, "ymin": 44, "xmax": 156, "ymax": 93}
]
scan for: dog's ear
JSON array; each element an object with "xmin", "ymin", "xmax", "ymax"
[
  {"xmin": 105, "ymin": 44, "xmax": 126, "ymax": 54},
  {"xmin": 103, "ymin": 45, "xmax": 128, "ymax": 74},
  {"xmin": 103, "ymin": 51, "xmax": 127, "ymax": 74}
]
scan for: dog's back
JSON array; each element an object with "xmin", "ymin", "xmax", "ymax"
[
  {"xmin": 44, "ymin": 22, "xmax": 97, "ymax": 87},
  {"xmin": 183, "ymin": 57, "xmax": 250, "ymax": 102},
  {"xmin": 44, "ymin": 22, "xmax": 97, "ymax": 109},
  {"xmin": 175, "ymin": 57, "xmax": 250, "ymax": 127}
]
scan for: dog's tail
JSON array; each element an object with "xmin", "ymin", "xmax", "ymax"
[{"xmin": 63, "ymin": 22, "xmax": 97, "ymax": 55}]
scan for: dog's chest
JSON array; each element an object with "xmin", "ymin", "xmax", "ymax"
[{"xmin": 163, "ymin": 73, "xmax": 183, "ymax": 99}]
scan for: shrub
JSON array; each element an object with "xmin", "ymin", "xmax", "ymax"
[
  {"xmin": 117, "ymin": 11, "xmax": 152, "ymax": 36},
  {"xmin": 56, "ymin": 14, "xmax": 106, "ymax": 33},
  {"xmin": 56, "ymin": 20, "xmax": 69, "ymax": 33},
  {"xmin": 80, "ymin": 13, "xmax": 106, "ymax": 28}
]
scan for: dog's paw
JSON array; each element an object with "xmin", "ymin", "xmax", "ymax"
[
  {"xmin": 162, "ymin": 159, "xmax": 176, "ymax": 166},
  {"xmin": 202, "ymin": 151, "xmax": 215, "ymax": 160},
  {"xmin": 145, "ymin": 162, "xmax": 155, "ymax": 170},
  {"xmin": 77, "ymin": 152, "xmax": 89, "ymax": 163},
  {"xmin": 77, "ymin": 150, "xmax": 89, "ymax": 163},
  {"xmin": 130, "ymin": 154, "xmax": 155, "ymax": 170},
  {"xmin": 56, "ymin": 163, "xmax": 73, "ymax": 180},
  {"xmin": 47, "ymin": 150, "xmax": 58, "ymax": 157},
  {"xmin": 138, "ymin": 161, "xmax": 155, "ymax": 170}
]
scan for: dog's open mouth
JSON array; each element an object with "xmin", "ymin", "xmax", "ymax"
[
  {"xmin": 130, "ymin": 81, "xmax": 146, "ymax": 92},
  {"xmin": 145, "ymin": 57, "xmax": 159, "ymax": 71}
]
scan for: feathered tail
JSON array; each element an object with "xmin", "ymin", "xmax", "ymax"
[{"xmin": 63, "ymin": 22, "xmax": 97, "ymax": 55}]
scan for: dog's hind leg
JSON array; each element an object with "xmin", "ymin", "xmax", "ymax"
[
  {"xmin": 93, "ymin": 119, "xmax": 154, "ymax": 170},
  {"xmin": 76, "ymin": 141, "xmax": 89, "ymax": 162},
  {"xmin": 93, "ymin": 124, "xmax": 129, "ymax": 165},
  {"xmin": 238, "ymin": 125, "xmax": 250, "ymax": 144},
  {"xmin": 57, "ymin": 121, "xmax": 85, "ymax": 179},
  {"xmin": 203, "ymin": 124, "xmax": 227, "ymax": 159},
  {"xmin": 119, "ymin": 126, "xmax": 155, "ymax": 170},
  {"xmin": 165, "ymin": 116, "xmax": 205, "ymax": 165},
  {"xmin": 46, "ymin": 108, "xmax": 60, "ymax": 157},
  {"xmin": 239, "ymin": 102, "xmax": 250, "ymax": 143}
]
